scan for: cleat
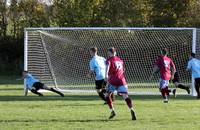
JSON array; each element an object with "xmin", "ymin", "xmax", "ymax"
[
  {"xmin": 131, "ymin": 109, "xmax": 137, "ymax": 120},
  {"xmin": 104, "ymin": 102, "xmax": 107, "ymax": 105},
  {"xmin": 60, "ymin": 93, "xmax": 64, "ymax": 97},
  {"xmin": 163, "ymin": 98, "xmax": 168, "ymax": 103},
  {"xmin": 39, "ymin": 94, "xmax": 43, "ymax": 97},
  {"xmin": 109, "ymin": 111, "xmax": 116, "ymax": 119},
  {"xmin": 186, "ymin": 89, "xmax": 190, "ymax": 94},
  {"xmin": 172, "ymin": 89, "xmax": 176, "ymax": 98}
]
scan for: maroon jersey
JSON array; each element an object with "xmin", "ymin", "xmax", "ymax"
[
  {"xmin": 155, "ymin": 55, "xmax": 176, "ymax": 80},
  {"xmin": 106, "ymin": 56, "xmax": 127, "ymax": 86}
]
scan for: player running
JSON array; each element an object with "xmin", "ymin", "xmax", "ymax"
[
  {"xmin": 105, "ymin": 47, "xmax": 136, "ymax": 120},
  {"xmin": 22, "ymin": 71, "xmax": 64, "ymax": 97},
  {"xmin": 150, "ymin": 48, "xmax": 176, "ymax": 103},
  {"xmin": 87, "ymin": 47, "xmax": 107, "ymax": 103},
  {"xmin": 187, "ymin": 53, "xmax": 200, "ymax": 99}
]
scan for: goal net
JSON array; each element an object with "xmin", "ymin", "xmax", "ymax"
[{"xmin": 24, "ymin": 27, "xmax": 199, "ymax": 95}]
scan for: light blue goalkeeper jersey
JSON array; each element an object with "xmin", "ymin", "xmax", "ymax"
[
  {"xmin": 187, "ymin": 58, "xmax": 200, "ymax": 79},
  {"xmin": 89, "ymin": 55, "xmax": 106, "ymax": 80},
  {"xmin": 25, "ymin": 73, "xmax": 39, "ymax": 89}
]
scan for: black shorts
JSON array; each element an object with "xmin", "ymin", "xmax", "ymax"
[
  {"xmin": 172, "ymin": 72, "xmax": 179, "ymax": 83},
  {"xmin": 32, "ymin": 82, "xmax": 44, "ymax": 90},
  {"xmin": 195, "ymin": 78, "xmax": 200, "ymax": 85},
  {"xmin": 95, "ymin": 79, "xmax": 106, "ymax": 90}
]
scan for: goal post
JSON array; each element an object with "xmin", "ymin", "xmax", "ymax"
[
  {"xmin": 24, "ymin": 27, "xmax": 199, "ymax": 95},
  {"xmin": 192, "ymin": 28, "xmax": 197, "ymax": 96},
  {"xmin": 24, "ymin": 29, "xmax": 28, "ymax": 94}
]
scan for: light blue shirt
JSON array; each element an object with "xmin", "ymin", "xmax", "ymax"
[
  {"xmin": 90, "ymin": 55, "xmax": 106, "ymax": 80},
  {"xmin": 25, "ymin": 74, "xmax": 39, "ymax": 89},
  {"xmin": 187, "ymin": 58, "xmax": 200, "ymax": 78}
]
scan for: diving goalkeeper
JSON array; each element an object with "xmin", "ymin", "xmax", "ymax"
[{"xmin": 22, "ymin": 70, "xmax": 64, "ymax": 97}]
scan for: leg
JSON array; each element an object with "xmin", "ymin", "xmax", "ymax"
[
  {"xmin": 30, "ymin": 89, "xmax": 43, "ymax": 96},
  {"xmin": 121, "ymin": 93, "xmax": 136, "ymax": 120},
  {"xmin": 175, "ymin": 82, "xmax": 190, "ymax": 94},
  {"xmin": 97, "ymin": 89, "xmax": 106, "ymax": 102},
  {"xmin": 43, "ymin": 84, "xmax": 64, "ymax": 97},
  {"xmin": 106, "ymin": 84, "xmax": 116, "ymax": 119},
  {"xmin": 118, "ymin": 85, "xmax": 136, "ymax": 120},
  {"xmin": 161, "ymin": 87, "xmax": 169, "ymax": 102},
  {"xmin": 159, "ymin": 79, "xmax": 169, "ymax": 103},
  {"xmin": 97, "ymin": 89, "xmax": 106, "ymax": 103},
  {"xmin": 195, "ymin": 79, "xmax": 200, "ymax": 98},
  {"xmin": 121, "ymin": 93, "xmax": 133, "ymax": 109},
  {"xmin": 106, "ymin": 92, "xmax": 116, "ymax": 119},
  {"xmin": 168, "ymin": 88, "xmax": 177, "ymax": 98},
  {"xmin": 95, "ymin": 80, "xmax": 107, "ymax": 102},
  {"xmin": 106, "ymin": 92, "xmax": 114, "ymax": 110},
  {"xmin": 110, "ymin": 92, "xmax": 115, "ymax": 101}
]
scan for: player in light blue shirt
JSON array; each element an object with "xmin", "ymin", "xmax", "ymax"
[
  {"xmin": 87, "ymin": 47, "xmax": 107, "ymax": 103},
  {"xmin": 25, "ymin": 73, "xmax": 39, "ymax": 90},
  {"xmin": 89, "ymin": 54, "xmax": 106, "ymax": 81},
  {"xmin": 22, "ymin": 70, "xmax": 64, "ymax": 97},
  {"xmin": 187, "ymin": 53, "xmax": 200, "ymax": 99}
]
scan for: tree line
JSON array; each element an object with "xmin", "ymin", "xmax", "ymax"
[{"xmin": 0, "ymin": 0, "xmax": 200, "ymax": 75}]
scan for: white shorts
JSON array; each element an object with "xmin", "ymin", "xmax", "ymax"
[{"xmin": 159, "ymin": 79, "xmax": 169, "ymax": 89}]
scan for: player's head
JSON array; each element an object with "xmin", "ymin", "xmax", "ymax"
[
  {"xmin": 161, "ymin": 48, "xmax": 168, "ymax": 56},
  {"xmin": 190, "ymin": 52, "xmax": 196, "ymax": 58},
  {"xmin": 108, "ymin": 47, "xmax": 116, "ymax": 57},
  {"xmin": 23, "ymin": 70, "xmax": 29, "ymax": 76},
  {"xmin": 89, "ymin": 47, "xmax": 98, "ymax": 57}
]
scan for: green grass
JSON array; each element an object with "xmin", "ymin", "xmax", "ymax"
[{"xmin": 0, "ymin": 84, "xmax": 200, "ymax": 130}]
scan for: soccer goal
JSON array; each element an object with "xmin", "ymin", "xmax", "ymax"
[{"xmin": 24, "ymin": 27, "xmax": 200, "ymax": 96}]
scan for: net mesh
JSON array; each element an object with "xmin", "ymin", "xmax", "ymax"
[
  {"xmin": 196, "ymin": 29, "xmax": 200, "ymax": 58},
  {"xmin": 25, "ymin": 28, "xmax": 195, "ymax": 94}
]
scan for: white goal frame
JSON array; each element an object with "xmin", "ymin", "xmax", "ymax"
[{"xmin": 24, "ymin": 27, "xmax": 198, "ymax": 96}]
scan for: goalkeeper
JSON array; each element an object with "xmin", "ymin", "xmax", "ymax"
[{"xmin": 22, "ymin": 70, "xmax": 64, "ymax": 97}]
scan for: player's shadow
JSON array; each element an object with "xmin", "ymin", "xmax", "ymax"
[
  {"xmin": 129, "ymin": 95, "xmax": 194, "ymax": 101},
  {"xmin": 0, "ymin": 95, "xmax": 100, "ymax": 102},
  {"xmin": 0, "ymin": 95, "xmax": 195, "ymax": 102},
  {"xmin": 0, "ymin": 118, "xmax": 123, "ymax": 123}
]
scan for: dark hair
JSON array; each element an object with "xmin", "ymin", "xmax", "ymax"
[
  {"xmin": 161, "ymin": 48, "xmax": 168, "ymax": 55},
  {"xmin": 90, "ymin": 47, "xmax": 97, "ymax": 53},
  {"xmin": 108, "ymin": 47, "xmax": 116, "ymax": 54},
  {"xmin": 23, "ymin": 70, "xmax": 28, "ymax": 73},
  {"xmin": 191, "ymin": 52, "xmax": 196, "ymax": 58}
]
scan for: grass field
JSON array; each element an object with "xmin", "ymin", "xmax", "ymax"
[{"xmin": 0, "ymin": 83, "xmax": 200, "ymax": 130}]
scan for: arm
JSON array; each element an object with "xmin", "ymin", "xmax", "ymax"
[
  {"xmin": 87, "ymin": 61, "xmax": 95, "ymax": 78},
  {"xmin": 87, "ymin": 70, "xmax": 95, "ymax": 78},
  {"xmin": 170, "ymin": 60, "xmax": 176, "ymax": 79},
  {"xmin": 105, "ymin": 62, "xmax": 110, "ymax": 82},
  {"xmin": 24, "ymin": 87, "xmax": 28, "ymax": 96},
  {"xmin": 149, "ymin": 65, "xmax": 159, "ymax": 80},
  {"xmin": 186, "ymin": 61, "xmax": 191, "ymax": 71}
]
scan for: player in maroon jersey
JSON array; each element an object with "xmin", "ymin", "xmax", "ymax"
[
  {"xmin": 150, "ymin": 48, "xmax": 176, "ymax": 103},
  {"xmin": 105, "ymin": 47, "xmax": 136, "ymax": 120}
]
